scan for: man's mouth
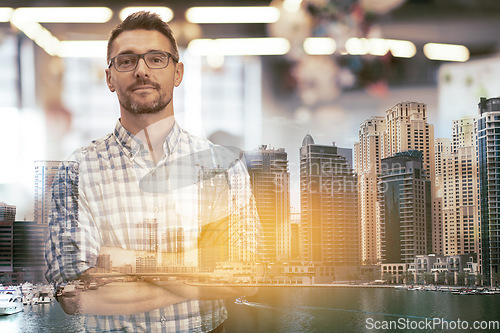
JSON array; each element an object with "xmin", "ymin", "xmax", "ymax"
[{"xmin": 131, "ymin": 85, "xmax": 156, "ymax": 91}]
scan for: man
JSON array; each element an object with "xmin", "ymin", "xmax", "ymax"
[{"xmin": 45, "ymin": 11, "xmax": 260, "ymax": 332}]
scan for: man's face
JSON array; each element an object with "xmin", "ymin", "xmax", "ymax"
[{"xmin": 105, "ymin": 29, "xmax": 183, "ymax": 115}]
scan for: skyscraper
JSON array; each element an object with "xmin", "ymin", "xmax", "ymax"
[
  {"xmin": 382, "ymin": 102, "xmax": 435, "ymax": 180},
  {"xmin": 198, "ymin": 167, "xmax": 230, "ymax": 271},
  {"xmin": 355, "ymin": 116, "xmax": 386, "ymax": 265},
  {"xmin": 378, "ymin": 151, "xmax": 432, "ymax": 263},
  {"xmin": 0, "ymin": 203, "xmax": 15, "ymax": 277},
  {"xmin": 34, "ymin": 161, "xmax": 79, "ymax": 225},
  {"xmin": 241, "ymin": 145, "xmax": 290, "ymax": 264},
  {"xmin": 300, "ymin": 135, "xmax": 359, "ymax": 281},
  {"xmin": 477, "ymin": 97, "xmax": 500, "ymax": 286},
  {"xmin": 13, "ymin": 221, "xmax": 48, "ymax": 283},
  {"xmin": 441, "ymin": 117, "xmax": 480, "ymax": 257},
  {"xmin": 433, "ymin": 138, "xmax": 452, "ymax": 254},
  {"xmin": 380, "ymin": 102, "xmax": 435, "ymax": 258}
]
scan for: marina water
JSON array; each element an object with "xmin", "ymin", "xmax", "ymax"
[{"xmin": 1, "ymin": 287, "xmax": 500, "ymax": 332}]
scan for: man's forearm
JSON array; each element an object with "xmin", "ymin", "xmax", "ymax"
[
  {"xmin": 59, "ymin": 281, "xmax": 187, "ymax": 315},
  {"xmin": 156, "ymin": 281, "xmax": 258, "ymax": 300}
]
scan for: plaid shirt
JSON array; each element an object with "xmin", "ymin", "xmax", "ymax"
[{"xmin": 45, "ymin": 120, "xmax": 260, "ymax": 332}]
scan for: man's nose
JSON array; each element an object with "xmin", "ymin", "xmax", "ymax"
[{"xmin": 134, "ymin": 57, "xmax": 150, "ymax": 77}]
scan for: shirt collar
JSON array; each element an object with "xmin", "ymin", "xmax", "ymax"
[{"xmin": 113, "ymin": 119, "xmax": 182, "ymax": 159}]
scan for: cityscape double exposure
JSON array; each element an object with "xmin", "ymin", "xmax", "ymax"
[{"xmin": 1, "ymin": 1, "xmax": 500, "ymax": 332}]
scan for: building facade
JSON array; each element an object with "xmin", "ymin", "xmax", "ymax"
[
  {"xmin": 441, "ymin": 117, "xmax": 480, "ymax": 257},
  {"xmin": 355, "ymin": 116, "xmax": 386, "ymax": 265},
  {"xmin": 0, "ymin": 202, "xmax": 15, "ymax": 278},
  {"xmin": 13, "ymin": 221, "xmax": 48, "ymax": 283},
  {"xmin": 300, "ymin": 134, "xmax": 359, "ymax": 281},
  {"xmin": 433, "ymin": 138, "xmax": 452, "ymax": 255},
  {"xmin": 378, "ymin": 151, "xmax": 432, "ymax": 263},
  {"xmin": 241, "ymin": 145, "xmax": 291, "ymax": 264},
  {"xmin": 477, "ymin": 97, "xmax": 500, "ymax": 286}
]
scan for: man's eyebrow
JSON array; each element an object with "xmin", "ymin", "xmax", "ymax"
[{"xmin": 116, "ymin": 49, "xmax": 164, "ymax": 56}]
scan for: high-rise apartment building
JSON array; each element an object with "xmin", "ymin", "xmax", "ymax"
[
  {"xmin": 477, "ymin": 97, "xmax": 500, "ymax": 286},
  {"xmin": 34, "ymin": 161, "xmax": 79, "ymax": 225},
  {"xmin": 136, "ymin": 219, "xmax": 159, "ymax": 253},
  {"xmin": 241, "ymin": 145, "xmax": 290, "ymax": 264},
  {"xmin": 380, "ymin": 102, "xmax": 435, "ymax": 256},
  {"xmin": 290, "ymin": 207, "xmax": 300, "ymax": 260},
  {"xmin": 356, "ymin": 102, "xmax": 436, "ymax": 265},
  {"xmin": 13, "ymin": 221, "xmax": 48, "ymax": 283},
  {"xmin": 378, "ymin": 151, "xmax": 432, "ymax": 263},
  {"xmin": 381, "ymin": 102, "xmax": 435, "ymax": 180},
  {"xmin": 0, "ymin": 203, "xmax": 15, "ymax": 276},
  {"xmin": 355, "ymin": 116, "xmax": 386, "ymax": 265},
  {"xmin": 300, "ymin": 134, "xmax": 359, "ymax": 281},
  {"xmin": 441, "ymin": 117, "xmax": 480, "ymax": 257},
  {"xmin": 1, "ymin": 204, "xmax": 48, "ymax": 283},
  {"xmin": 198, "ymin": 167, "xmax": 230, "ymax": 271},
  {"xmin": 433, "ymin": 138, "xmax": 452, "ymax": 255},
  {"xmin": 161, "ymin": 228, "xmax": 184, "ymax": 267},
  {"xmin": 228, "ymin": 172, "xmax": 259, "ymax": 264}
]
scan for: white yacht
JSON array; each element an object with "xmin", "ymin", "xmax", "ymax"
[{"xmin": 0, "ymin": 289, "xmax": 23, "ymax": 315}]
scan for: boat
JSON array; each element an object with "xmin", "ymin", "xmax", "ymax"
[
  {"xmin": 36, "ymin": 285, "xmax": 54, "ymax": 304},
  {"xmin": 0, "ymin": 289, "xmax": 23, "ymax": 315},
  {"xmin": 476, "ymin": 288, "xmax": 496, "ymax": 295},
  {"xmin": 458, "ymin": 289, "xmax": 475, "ymax": 295},
  {"xmin": 235, "ymin": 296, "xmax": 249, "ymax": 305}
]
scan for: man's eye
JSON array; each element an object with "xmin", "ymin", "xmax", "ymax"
[
  {"xmin": 150, "ymin": 56, "xmax": 165, "ymax": 63},
  {"xmin": 117, "ymin": 57, "xmax": 135, "ymax": 66}
]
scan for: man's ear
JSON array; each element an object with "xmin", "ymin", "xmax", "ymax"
[
  {"xmin": 174, "ymin": 62, "xmax": 184, "ymax": 87},
  {"xmin": 105, "ymin": 68, "xmax": 115, "ymax": 92}
]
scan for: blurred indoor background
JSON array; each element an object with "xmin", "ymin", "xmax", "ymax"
[{"xmin": 1, "ymin": 0, "xmax": 500, "ymax": 219}]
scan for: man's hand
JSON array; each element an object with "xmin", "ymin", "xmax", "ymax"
[{"xmin": 57, "ymin": 285, "xmax": 82, "ymax": 315}]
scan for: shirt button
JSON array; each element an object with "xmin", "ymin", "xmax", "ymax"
[{"xmin": 154, "ymin": 207, "xmax": 159, "ymax": 213}]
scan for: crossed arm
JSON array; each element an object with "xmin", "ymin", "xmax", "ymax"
[{"xmin": 58, "ymin": 246, "xmax": 259, "ymax": 315}]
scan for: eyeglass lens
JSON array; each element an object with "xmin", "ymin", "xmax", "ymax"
[{"xmin": 114, "ymin": 52, "xmax": 170, "ymax": 71}]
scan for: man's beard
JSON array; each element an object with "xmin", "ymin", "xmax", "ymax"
[
  {"xmin": 119, "ymin": 81, "xmax": 171, "ymax": 114},
  {"xmin": 120, "ymin": 93, "xmax": 170, "ymax": 114}
]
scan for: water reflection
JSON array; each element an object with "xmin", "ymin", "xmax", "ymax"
[{"xmin": 1, "ymin": 288, "xmax": 499, "ymax": 332}]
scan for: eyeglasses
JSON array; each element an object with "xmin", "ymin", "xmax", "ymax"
[{"xmin": 108, "ymin": 51, "xmax": 178, "ymax": 72}]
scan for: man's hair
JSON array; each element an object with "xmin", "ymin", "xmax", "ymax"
[{"xmin": 107, "ymin": 11, "xmax": 179, "ymax": 63}]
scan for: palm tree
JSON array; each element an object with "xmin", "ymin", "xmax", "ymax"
[
  {"xmin": 437, "ymin": 271, "xmax": 446, "ymax": 285},
  {"xmin": 401, "ymin": 271, "xmax": 413, "ymax": 285},
  {"xmin": 492, "ymin": 272, "xmax": 500, "ymax": 287},
  {"xmin": 457, "ymin": 272, "xmax": 467, "ymax": 286},
  {"xmin": 422, "ymin": 272, "xmax": 434, "ymax": 285},
  {"xmin": 473, "ymin": 273, "xmax": 483, "ymax": 287},
  {"xmin": 382, "ymin": 272, "xmax": 393, "ymax": 284}
]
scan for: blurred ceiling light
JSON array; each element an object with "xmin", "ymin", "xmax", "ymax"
[
  {"xmin": 388, "ymin": 39, "xmax": 416, "ymax": 58},
  {"xmin": 283, "ymin": 0, "xmax": 303, "ymax": 13},
  {"xmin": 10, "ymin": 17, "xmax": 60, "ymax": 56},
  {"xmin": 185, "ymin": 7, "xmax": 280, "ymax": 23},
  {"xmin": 58, "ymin": 40, "xmax": 107, "ymax": 58},
  {"xmin": 120, "ymin": 7, "xmax": 173, "ymax": 22},
  {"xmin": 206, "ymin": 54, "xmax": 225, "ymax": 69},
  {"xmin": 13, "ymin": 7, "xmax": 112, "ymax": 23},
  {"xmin": 346, "ymin": 37, "xmax": 416, "ymax": 58},
  {"xmin": 0, "ymin": 7, "xmax": 13, "ymax": 22},
  {"xmin": 368, "ymin": 38, "xmax": 390, "ymax": 56},
  {"xmin": 303, "ymin": 37, "xmax": 336, "ymax": 55},
  {"xmin": 188, "ymin": 38, "xmax": 290, "ymax": 56},
  {"xmin": 423, "ymin": 42, "xmax": 469, "ymax": 62},
  {"xmin": 345, "ymin": 38, "xmax": 369, "ymax": 55}
]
